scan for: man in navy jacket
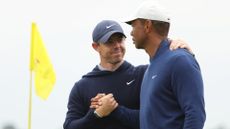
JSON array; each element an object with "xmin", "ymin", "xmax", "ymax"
[{"xmin": 125, "ymin": 1, "xmax": 206, "ymax": 129}]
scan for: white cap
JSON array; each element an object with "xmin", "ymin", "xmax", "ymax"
[{"xmin": 125, "ymin": 0, "xmax": 170, "ymax": 24}]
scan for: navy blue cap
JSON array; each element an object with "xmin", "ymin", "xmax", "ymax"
[{"xmin": 92, "ymin": 20, "xmax": 126, "ymax": 43}]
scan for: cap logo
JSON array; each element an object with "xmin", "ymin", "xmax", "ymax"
[{"xmin": 106, "ymin": 24, "xmax": 116, "ymax": 29}]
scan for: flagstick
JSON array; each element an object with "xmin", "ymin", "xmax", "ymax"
[{"xmin": 28, "ymin": 71, "xmax": 33, "ymax": 129}]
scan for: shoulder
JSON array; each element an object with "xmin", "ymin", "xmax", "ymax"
[
  {"xmin": 129, "ymin": 64, "xmax": 148, "ymax": 79},
  {"xmin": 169, "ymin": 49, "xmax": 200, "ymax": 71},
  {"xmin": 68, "ymin": 77, "xmax": 92, "ymax": 101},
  {"xmin": 164, "ymin": 48, "xmax": 195, "ymax": 63},
  {"xmin": 124, "ymin": 60, "xmax": 148, "ymax": 73},
  {"xmin": 135, "ymin": 64, "xmax": 148, "ymax": 72},
  {"xmin": 70, "ymin": 77, "xmax": 89, "ymax": 93}
]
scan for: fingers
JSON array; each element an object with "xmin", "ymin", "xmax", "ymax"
[
  {"xmin": 111, "ymin": 99, "xmax": 118, "ymax": 107},
  {"xmin": 91, "ymin": 93, "xmax": 106, "ymax": 102},
  {"xmin": 93, "ymin": 93, "xmax": 118, "ymax": 117},
  {"xmin": 90, "ymin": 93, "xmax": 105, "ymax": 109},
  {"xmin": 90, "ymin": 93, "xmax": 117, "ymax": 107},
  {"xmin": 180, "ymin": 44, "xmax": 193, "ymax": 54},
  {"xmin": 90, "ymin": 101, "xmax": 102, "ymax": 109},
  {"xmin": 170, "ymin": 39, "xmax": 185, "ymax": 50},
  {"xmin": 104, "ymin": 93, "xmax": 113, "ymax": 98},
  {"xmin": 100, "ymin": 93, "xmax": 117, "ymax": 108},
  {"xmin": 169, "ymin": 39, "xmax": 194, "ymax": 55},
  {"xmin": 114, "ymin": 102, "xmax": 118, "ymax": 109},
  {"xmin": 178, "ymin": 44, "xmax": 186, "ymax": 49}
]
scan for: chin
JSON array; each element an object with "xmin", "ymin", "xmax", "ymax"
[
  {"xmin": 114, "ymin": 57, "xmax": 123, "ymax": 62},
  {"xmin": 135, "ymin": 44, "xmax": 142, "ymax": 49},
  {"xmin": 111, "ymin": 59, "xmax": 123, "ymax": 64}
]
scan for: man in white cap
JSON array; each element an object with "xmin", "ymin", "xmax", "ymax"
[
  {"xmin": 124, "ymin": 1, "xmax": 206, "ymax": 129},
  {"xmin": 63, "ymin": 20, "xmax": 193, "ymax": 129}
]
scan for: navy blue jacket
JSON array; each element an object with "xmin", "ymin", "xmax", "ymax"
[
  {"xmin": 64, "ymin": 61, "xmax": 147, "ymax": 129},
  {"xmin": 140, "ymin": 40, "xmax": 206, "ymax": 129}
]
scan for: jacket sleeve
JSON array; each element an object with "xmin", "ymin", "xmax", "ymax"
[
  {"xmin": 171, "ymin": 54, "xmax": 206, "ymax": 129},
  {"xmin": 63, "ymin": 82, "xmax": 99, "ymax": 129},
  {"xmin": 110, "ymin": 105, "xmax": 139, "ymax": 129}
]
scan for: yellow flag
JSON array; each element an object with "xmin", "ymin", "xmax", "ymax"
[{"xmin": 30, "ymin": 23, "xmax": 56, "ymax": 100}]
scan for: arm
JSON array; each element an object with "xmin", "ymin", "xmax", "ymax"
[
  {"xmin": 63, "ymin": 83, "xmax": 100, "ymax": 129},
  {"xmin": 172, "ymin": 54, "xmax": 206, "ymax": 129},
  {"xmin": 110, "ymin": 105, "xmax": 139, "ymax": 129}
]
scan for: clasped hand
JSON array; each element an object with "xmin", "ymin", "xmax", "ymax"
[{"xmin": 90, "ymin": 93, "xmax": 118, "ymax": 117}]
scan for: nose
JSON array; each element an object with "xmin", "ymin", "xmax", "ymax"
[
  {"xmin": 113, "ymin": 41, "xmax": 121, "ymax": 48},
  {"xmin": 130, "ymin": 29, "xmax": 133, "ymax": 37}
]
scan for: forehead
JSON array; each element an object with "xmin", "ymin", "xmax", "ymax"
[
  {"xmin": 131, "ymin": 19, "xmax": 143, "ymax": 26},
  {"xmin": 99, "ymin": 33, "xmax": 125, "ymax": 46}
]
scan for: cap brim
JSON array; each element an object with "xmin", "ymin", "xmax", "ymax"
[
  {"xmin": 125, "ymin": 20, "xmax": 133, "ymax": 25},
  {"xmin": 98, "ymin": 31, "xmax": 126, "ymax": 43},
  {"xmin": 123, "ymin": 15, "xmax": 137, "ymax": 25}
]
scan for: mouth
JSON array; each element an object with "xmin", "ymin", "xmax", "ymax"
[
  {"xmin": 132, "ymin": 38, "xmax": 136, "ymax": 44},
  {"xmin": 112, "ymin": 50, "xmax": 123, "ymax": 56},
  {"xmin": 113, "ymin": 51, "xmax": 122, "ymax": 55}
]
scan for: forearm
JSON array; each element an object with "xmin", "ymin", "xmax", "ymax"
[
  {"xmin": 110, "ymin": 105, "xmax": 139, "ymax": 129},
  {"xmin": 182, "ymin": 79, "xmax": 205, "ymax": 129},
  {"xmin": 183, "ymin": 112, "xmax": 205, "ymax": 129},
  {"xmin": 64, "ymin": 109, "xmax": 99, "ymax": 129},
  {"xmin": 173, "ymin": 55, "xmax": 206, "ymax": 129}
]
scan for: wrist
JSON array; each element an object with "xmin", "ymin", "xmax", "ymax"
[{"xmin": 94, "ymin": 110, "xmax": 102, "ymax": 118}]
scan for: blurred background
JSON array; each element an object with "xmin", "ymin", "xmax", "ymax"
[{"xmin": 0, "ymin": 0, "xmax": 230, "ymax": 129}]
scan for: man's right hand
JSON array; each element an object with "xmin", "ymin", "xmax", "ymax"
[
  {"xmin": 90, "ymin": 93, "xmax": 106, "ymax": 109},
  {"xmin": 91, "ymin": 93, "xmax": 118, "ymax": 117}
]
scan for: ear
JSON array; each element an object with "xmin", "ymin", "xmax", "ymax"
[
  {"xmin": 144, "ymin": 20, "xmax": 152, "ymax": 33},
  {"xmin": 92, "ymin": 42, "xmax": 99, "ymax": 52}
]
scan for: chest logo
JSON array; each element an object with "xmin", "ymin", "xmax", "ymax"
[
  {"xmin": 126, "ymin": 79, "xmax": 135, "ymax": 85},
  {"xmin": 151, "ymin": 75, "xmax": 157, "ymax": 79}
]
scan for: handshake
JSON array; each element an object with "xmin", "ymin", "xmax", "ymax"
[{"xmin": 90, "ymin": 93, "xmax": 118, "ymax": 118}]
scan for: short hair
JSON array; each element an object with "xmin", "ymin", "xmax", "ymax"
[
  {"xmin": 139, "ymin": 19, "xmax": 170, "ymax": 37},
  {"xmin": 151, "ymin": 20, "xmax": 170, "ymax": 37}
]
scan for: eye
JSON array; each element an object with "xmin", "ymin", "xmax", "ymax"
[{"xmin": 106, "ymin": 40, "xmax": 113, "ymax": 44}]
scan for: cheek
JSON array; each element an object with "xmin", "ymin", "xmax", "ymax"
[
  {"xmin": 131, "ymin": 29, "xmax": 134, "ymax": 36},
  {"xmin": 121, "ymin": 46, "xmax": 126, "ymax": 54},
  {"xmin": 133, "ymin": 28, "xmax": 141, "ymax": 37},
  {"xmin": 131, "ymin": 27, "xmax": 137, "ymax": 35},
  {"xmin": 98, "ymin": 47, "xmax": 108, "ymax": 55},
  {"xmin": 120, "ymin": 43, "xmax": 126, "ymax": 50}
]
